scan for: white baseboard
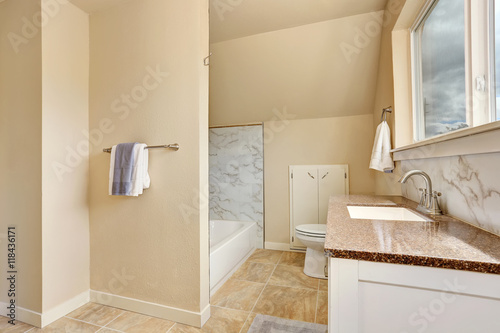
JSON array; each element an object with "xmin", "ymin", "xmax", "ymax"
[
  {"xmin": 264, "ymin": 242, "xmax": 292, "ymax": 251},
  {"xmin": 0, "ymin": 290, "xmax": 89, "ymax": 328},
  {"xmin": 90, "ymin": 290, "xmax": 210, "ymax": 328},
  {"xmin": 0, "ymin": 302, "xmax": 41, "ymax": 327},
  {"xmin": 200, "ymin": 303, "xmax": 210, "ymax": 327},
  {"xmin": 42, "ymin": 290, "xmax": 89, "ymax": 327},
  {"xmin": 265, "ymin": 242, "xmax": 306, "ymax": 252}
]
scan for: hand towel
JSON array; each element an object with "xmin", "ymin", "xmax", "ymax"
[
  {"xmin": 130, "ymin": 143, "xmax": 150, "ymax": 196},
  {"xmin": 110, "ymin": 143, "xmax": 137, "ymax": 195},
  {"xmin": 369, "ymin": 121, "xmax": 394, "ymax": 172}
]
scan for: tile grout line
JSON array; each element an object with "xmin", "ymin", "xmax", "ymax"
[
  {"xmin": 238, "ymin": 251, "xmax": 284, "ymax": 333},
  {"xmin": 96, "ymin": 326, "xmax": 124, "ymax": 333},
  {"xmin": 232, "ymin": 276, "xmax": 318, "ymax": 292},
  {"xmin": 314, "ymin": 277, "xmax": 320, "ymax": 323},
  {"xmin": 101, "ymin": 310, "xmax": 127, "ymax": 328},
  {"xmin": 249, "ymin": 251, "xmax": 283, "ymax": 313},
  {"xmin": 166, "ymin": 323, "xmax": 177, "ymax": 332},
  {"xmin": 314, "ymin": 288, "xmax": 320, "ymax": 324},
  {"xmin": 63, "ymin": 316, "xmax": 106, "ymax": 329},
  {"xmin": 264, "ymin": 280, "xmax": 320, "ymax": 291}
]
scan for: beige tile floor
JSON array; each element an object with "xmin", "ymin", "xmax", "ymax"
[{"xmin": 0, "ymin": 250, "xmax": 328, "ymax": 332}]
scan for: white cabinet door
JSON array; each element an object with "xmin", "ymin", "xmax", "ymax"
[
  {"xmin": 359, "ymin": 281, "xmax": 500, "ymax": 333},
  {"xmin": 290, "ymin": 166, "xmax": 319, "ymax": 248},
  {"xmin": 318, "ymin": 165, "xmax": 349, "ymax": 224},
  {"xmin": 290, "ymin": 165, "xmax": 349, "ymax": 249},
  {"xmin": 329, "ymin": 258, "xmax": 500, "ymax": 333}
]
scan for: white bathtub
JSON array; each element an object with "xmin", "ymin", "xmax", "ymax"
[{"xmin": 210, "ymin": 220, "xmax": 257, "ymax": 295}]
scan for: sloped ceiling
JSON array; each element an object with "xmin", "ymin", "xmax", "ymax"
[
  {"xmin": 210, "ymin": 0, "xmax": 388, "ymax": 43},
  {"xmin": 68, "ymin": 0, "xmax": 132, "ymax": 13},
  {"xmin": 69, "ymin": 0, "xmax": 388, "ymax": 43}
]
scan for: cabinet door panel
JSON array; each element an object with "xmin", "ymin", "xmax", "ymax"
[
  {"xmin": 318, "ymin": 165, "xmax": 348, "ymax": 224},
  {"xmin": 290, "ymin": 166, "xmax": 319, "ymax": 248},
  {"xmin": 359, "ymin": 281, "xmax": 500, "ymax": 333}
]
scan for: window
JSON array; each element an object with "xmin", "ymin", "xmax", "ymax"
[
  {"xmin": 412, "ymin": 0, "xmax": 499, "ymax": 141},
  {"xmin": 495, "ymin": 1, "xmax": 500, "ymax": 121}
]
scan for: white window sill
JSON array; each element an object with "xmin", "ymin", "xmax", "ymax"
[{"xmin": 391, "ymin": 121, "xmax": 500, "ymax": 161}]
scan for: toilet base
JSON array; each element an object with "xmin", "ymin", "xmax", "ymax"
[{"xmin": 303, "ymin": 247, "xmax": 328, "ymax": 279}]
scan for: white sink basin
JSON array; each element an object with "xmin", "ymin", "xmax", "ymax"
[{"xmin": 347, "ymin": 206, "xmax": 428, "ymax": 222}]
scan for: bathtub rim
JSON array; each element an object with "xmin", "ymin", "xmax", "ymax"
[{"xmin": 210, "ymin": 219, "xmax": 255, "ymax": 253}]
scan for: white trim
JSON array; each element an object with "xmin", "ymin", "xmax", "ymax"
[
  {"xmin": 488, "ymin": 0, "xmax": 497, "ymax": 123},
  {"xmin": 41, "ymin": 290, "xmax": 89, "ymax": 327},
  {"xmin": 0, "ymin": 302, "xmax": 42, "ymax": 328},
  {"xmin": 267, "ymin": 240, "xmax": 307, "ymax": 252},
  {"xmin": 264, "ymin": 242, "xmax": 292, "ymax": 251},
  {"xmin": 199, "ymin": 303, "xmax": 211, "ymax": 327},
  {"xmin": 396, "ymin": 0, "xmax": 500, "ymax": 152},
  {"xmin": 90, "ymin": 290, "xmax": 210, "ymax": 328},
  {"xmin": 0, "ymin": 291, "xmax": 90, "ymax": 328},
  {"xmin": 393, "ymin": 122, "xmax": 500, "ymax": 160},
  {"xmin": 410, "ymin": 0, "xmax": 438, "ymax": 142},
  {"xmin": 410, "ymin": 0, "xmax": 437, "ymax": 31}
]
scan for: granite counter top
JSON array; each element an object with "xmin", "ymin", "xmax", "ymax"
[{"xmin": 324, "ymin": 195, "xmax": 500, "ymax": 274}]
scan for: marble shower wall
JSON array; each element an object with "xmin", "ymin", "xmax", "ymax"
[
  {"xmin": 400, "ymin": 152, "xmax": 500, "ymax": 236},
  {"xmin": 209, "ymin": 125, "xmax": 264, "ymax": 248}
]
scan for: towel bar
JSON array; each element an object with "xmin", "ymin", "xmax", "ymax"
[{"xmin": 103, "ymin": 143, "xmax": 180, "ymax": 153}]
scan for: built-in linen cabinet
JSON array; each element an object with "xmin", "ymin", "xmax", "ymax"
[{"xmin": 289, "ymin": 165, "xmax": 349, "ymax": 250}]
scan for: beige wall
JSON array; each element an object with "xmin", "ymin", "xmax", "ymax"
[
  {"xmin": 210, "ymin": 11, "xmax": 383, "ymax": 247},
  {"xmin": 89, "ymin": 0, "xmax": 209, "ymax": 324},
  {"xmin": 209, "ymin": 11, "xmax": 383, "ymax": 126},
  {"xmin": 372, "ymin": 0, "xmax": 406, "ymax": 195},
  {"xmin": 0, "ymin": 0, "xmax": 43, "ymax": 314},
  {"xmin": 264, "ymin": 115, "xmax": 375, "ymax": 245},
  {"xmin": 41, "ymin": 1, "xmax": 90, "ymax": 313}
]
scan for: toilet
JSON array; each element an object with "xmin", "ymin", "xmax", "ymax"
[{"xmin": 295, "ymin": 224, "xmax": 327, "ymax": 279}]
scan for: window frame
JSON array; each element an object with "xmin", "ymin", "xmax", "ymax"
[{"xmin": 410, "ymin": 0, "xmax": 498, "ymax": 142}]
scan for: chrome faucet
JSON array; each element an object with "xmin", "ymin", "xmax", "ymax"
[{"xmin": 399, "ymin": 170, "xmax": 442, "ymax": 215}]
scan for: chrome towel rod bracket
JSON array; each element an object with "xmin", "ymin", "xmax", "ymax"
[
  {"xmin": 103, "ymin": 143, "xmax": 180, "ymax": 153},
  {"xmin": 381, "ymin": 106, "xmax": 393, "ymax": 122}
]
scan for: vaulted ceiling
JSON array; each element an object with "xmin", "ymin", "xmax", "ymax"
[
  {"xmin": 68, "ymin": 0, "xmax": 131, "ymax": 13},
  {"xmin": 210, "ymin": 0, "xmax": 388, "ymax": 43},
  {"xmin": 69, "ymin": 0, "xmax": 388, "ymax": 43}
]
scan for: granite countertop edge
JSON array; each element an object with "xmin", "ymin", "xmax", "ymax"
[{"xmin": 324, "ymin": 195, "xmax": 500, "ymax": 275}]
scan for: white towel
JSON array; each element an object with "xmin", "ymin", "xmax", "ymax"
[
  {"xmin": 108, "ymin": 143, "xmax": 150, "ymax": 196},
  {"xmin": 369, "ymin": 121, "xmax": 394, "ymax": 172},
  {"xmin": 108, "ymin": 145, "xmax": 117, "ymax": 195},
  {"xmin": 130, "ymin": 143, "xmax": 150, "ymax": 196}
]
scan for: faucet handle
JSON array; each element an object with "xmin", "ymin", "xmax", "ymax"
[
  {"xmin": 429, "ymin": 190, "xmax": 443, "ymax": 215},
  {"xmin": 418, "ymin": 188, "xmax": 428, "ymax": 207}
]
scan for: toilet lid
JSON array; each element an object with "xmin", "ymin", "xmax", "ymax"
[{"xmin": 295, "ymin": 224, "xmax": 327, "ymax": 235}]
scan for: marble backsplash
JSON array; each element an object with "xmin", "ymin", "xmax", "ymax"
[
  {"xmin": 209, "ymin": 125, "xmax": 264, "ymax": 248},
  {"xmin": 400, "ymin": 152, "xmax": 500, "ymax": 236}
]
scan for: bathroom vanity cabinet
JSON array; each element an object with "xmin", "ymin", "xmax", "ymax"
[
  {"xmin": 328, "ymin": 258, "xmax": 500, "ymax": 333},
  {"xmin": 324, "ymin": 195, "xmax": 500, "ymax": 333}
]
